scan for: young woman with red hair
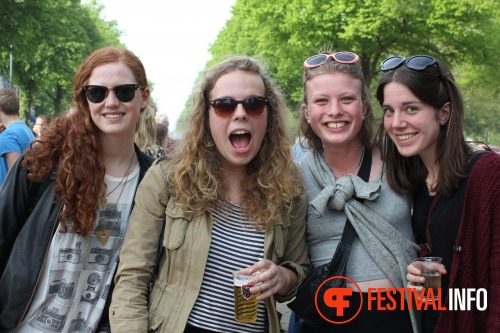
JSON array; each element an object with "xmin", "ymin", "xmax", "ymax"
[{"xmin": 0, "ymin": 46, "xmax": 154, "ymax": 332}]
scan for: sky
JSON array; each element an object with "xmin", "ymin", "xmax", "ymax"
[{"xmin": 98, "ymin": 0, "xmax": 236, "ymax": 135}]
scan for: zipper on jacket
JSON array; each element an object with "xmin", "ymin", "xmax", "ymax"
[{"xmin": 12, "ymin": 206, "xmax": 61, "ymax": 332}]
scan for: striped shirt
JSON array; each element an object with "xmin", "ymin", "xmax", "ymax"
[{"xmin": 187, "ymin": 201, "xmax": 267, "ymax": 332}]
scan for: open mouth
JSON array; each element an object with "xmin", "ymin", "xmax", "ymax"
[{"xmin": 230, "ymin": 130, "xmax": 252, "ymax": 150}]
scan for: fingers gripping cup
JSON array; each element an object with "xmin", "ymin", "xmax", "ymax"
[
  {"xmin": 233, "ymin": 271, "xmax": 259, "ymax": 323},
  {"xmin": 413, "ymin": 257, "xmax": 442, "ymax": 301}
]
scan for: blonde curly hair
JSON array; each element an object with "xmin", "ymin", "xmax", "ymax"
[{"xmin": 166, "ymin": 55, "xmax": 303, "ymax": 230}]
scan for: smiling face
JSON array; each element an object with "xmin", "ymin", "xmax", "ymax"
[
  {"xmin": 208, "ymin": 70, "xmax": 267, "ymax": 172},
  {"xmin": 86, "ymin": 61, "xmax": 149, "ymax": 141},
  {"xmin": 303, "ymin": 71, "xmax": 367, "ymax": 150},
  {"xmin": 382, "ymin": 81, "xmax": 449, "ymax": 163}
]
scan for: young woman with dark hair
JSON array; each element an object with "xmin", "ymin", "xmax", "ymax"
[{"xmin": 377, "ymin": 55, "xmax": 500, "ymax": 333}]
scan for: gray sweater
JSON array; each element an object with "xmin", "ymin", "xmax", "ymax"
[{"xmin": 297, "ymin": 150, "xmax": 421, "ymax": 332}]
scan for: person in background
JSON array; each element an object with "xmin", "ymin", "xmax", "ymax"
[
  {"xmin": 135, "ymin": 104, "xmax": 165, "ymax": 159},
  {"xmin": 155, "ymin": 112, "xmax": 169, "ymax": 127},
  {"xmin": 293, "ymin": 51, "xmax": 419, "ymax": 333},
  {"xmin": 155, "ymin": 112, "xmax": 178, "ymax": 154},
  {"xmin": 110, "ymin": 55, "xmax": 309, "ymax": 333},
  {"xmin": 0, "ymin": 121, "xmax": 5, "ymax": 133},
  {"xmin": 0, "ymin": 88, "xmax": 35, "ymax": 188},
  {"xmin": 291, "ymin": 138, "xmax": 308, "ymax": 160},
  {"xmin": 155, "ymin": 122, "xmax": 168, "ymax": 151},
  {"xmin": 377, "ymin": 55, "xmax": 500, "ymax": 333},
  {"xmin": 0, "ymin": 46, "xmax": 154, "ymax": 332},
  {"xmin": 33, "ymin": 114, "xmax": 51, "ymax": 139}
]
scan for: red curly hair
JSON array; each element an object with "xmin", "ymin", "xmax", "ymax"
[{"xmin": 22, "ymin": 47, "xmax": 148, "ymax": 235}]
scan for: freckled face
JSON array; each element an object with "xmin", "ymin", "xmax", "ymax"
[
  {"xmin": 208, "ymin": 70, "xmax": 267, "ymax": 172},
  {"xmin": 382, "ymin": 82, "xmax": 442, "ymax": 161},
  {"xmin": 86, "ymin": 62, "xmax": 149, "ymax": 140},
  {"xmin": 303, "ymin": 72, "xmax": 366, "ymax": 149}
]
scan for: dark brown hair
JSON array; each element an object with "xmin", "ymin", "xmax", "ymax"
[{"xmin": 375, "ymin": 58, "xmax": 471, "ymax": 196}]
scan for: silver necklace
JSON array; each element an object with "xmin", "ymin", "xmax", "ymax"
[{"xmin": 331, "ymin": 146, "xmax": 365, "ymax": 179}]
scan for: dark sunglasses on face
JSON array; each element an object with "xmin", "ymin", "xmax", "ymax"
[
  {"xmin": 209, "ymin": 96, "xmax": 268, "ymax": 118},
  {"xmin": 380, "ymin": 55, "xmax": 438, "ymax": 72},
  {"xmin": 304, "ymin": 51, "xmax": 360, "ymax": 69},
  {"xmin": 82, "ymin": 84, "xmax": 140, "ymax": 103}
]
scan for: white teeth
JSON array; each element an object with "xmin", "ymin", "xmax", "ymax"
[
  {"xmin": 104, "ymin": 114, "xmax": 121, "ymax": 118},
  {"xmin": 326, "ymin": 122, "xmax": 346, "ymax": 128},
  {"xmin": 397, "ymin": 134, "xmax": 414, "ymax": 140},
  {"xmin": 232, "ymin": 130, "xmax": 249, "ymax": 135}
]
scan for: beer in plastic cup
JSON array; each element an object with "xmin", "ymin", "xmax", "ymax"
[
  {"xmin": 233, "ymin": 271, "xmax": 259, "ymax": 323},
  {"xmin": 413, "ymin": 257, "xmax": 442, "ymax": 301}
]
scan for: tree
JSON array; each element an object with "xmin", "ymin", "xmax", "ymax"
[
  {"xmin": 204, "ymin": 0, "xmax": 499, "ymax": 143},
  {"xmin": 0, "ymin": 0, "xmax": 122, "ymax": 119}
]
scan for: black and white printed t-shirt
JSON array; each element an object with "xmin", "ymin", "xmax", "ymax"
[
  {"xmin": 17, "ymin": 163, "xmax": 139, "ymax": 333},
  {"xmin": 187, "ymin": 201, "xmax": 267, "ymax": 333}
]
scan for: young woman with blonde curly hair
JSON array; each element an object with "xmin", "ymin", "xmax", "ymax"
[
  {"xmin": 110, "ymin": 55, "xmax": 309, "ymax": 333},
  {"xmin": 0, "ymin": 46, "xmax": 154, "ymax": 332}
]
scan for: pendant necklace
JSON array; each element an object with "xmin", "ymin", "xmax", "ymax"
[
  {"xmin": 99, "ymin": 152, "xmax": 135, "ymax": 208},
  {"xmin": 95, "ymin": 152, "xmax": 135, "ymax": 246}
]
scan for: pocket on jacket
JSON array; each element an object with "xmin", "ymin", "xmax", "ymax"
[
  {"xmin": 148, "ymin": 311, "xmax": 164, "ymax": 331},
  {"xmin": 163, "ymin": 199, "xmax": 192, "ymax": 250},
  {"xmin": 149, "ymin": 280, "xmax": 175, "ymax": 320},
  {"xmin": 273, "ymin": 216, "xmax": 291, "ymax": 258}
]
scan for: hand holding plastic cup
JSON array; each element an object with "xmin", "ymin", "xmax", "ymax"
[
  {"xmin": 233, "ymin": 270, "xmax": 260, "ymax": 323},
  {"xmin": 412, "ymin": 257, "xmax": 442, "ymax": 301}
]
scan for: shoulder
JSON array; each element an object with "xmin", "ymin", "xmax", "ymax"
[
  {"xmin": 466, "ymin": 152, "xmax": 500, "ymax": 203},
  {"xmin": 369, "ymin": 146, "xmax": 383, "ymax": 182},
  {"xmin": 470, "ymin": 151, "xmax": 500, "ymax": 178},
  {"xmin": 138, "ymin": 149, "xmax": 155, "ymax": 167},
  {"xmin": 9, "ymin": 121, "xmax": 31, "ymax": 133},
  {"xmin": 147, "ymin": 156, "xmax": 173, "ymax": 180},
  {"xmin": 295, "ymin": 150, "xmax": 312, "ymax": 172}
]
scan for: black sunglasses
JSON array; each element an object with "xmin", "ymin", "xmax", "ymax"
[
  {"xmin": 380, "ymin": 55, "xmax": 438, "ymax": 72},
  {"xmin": 209, "ymin": 96, "xmax": 268, "ymax": 118},
  {"xmin": 82, "ymin": 84, "xmax": 140, "ymax": 103}
]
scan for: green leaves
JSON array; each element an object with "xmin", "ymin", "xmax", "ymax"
[
  {"xmin": 204, "ymin": 0, "xmax": 499, "ymax": 144},
  {"xmin": 0, "ymin": 0, "xmax": 121, "ymax": 118}
]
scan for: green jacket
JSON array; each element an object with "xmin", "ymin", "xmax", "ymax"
[{"xmin": 110, "ymin": 160, "xmax": 309, "ymax": 333}]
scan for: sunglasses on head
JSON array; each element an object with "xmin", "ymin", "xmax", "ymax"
[
  {"xmin": 380, "ymin": 55, "xmax": 438, "ymax": 72},
  {"xmin": 304, "ymin": 51, "xmax": 360, "ymax": 69},
  {"xmin": 82, "ymin": 84, "xmax": 140, "ymax": 103},
  {"xmin": 209, "ymin": 96, "xmax": 268, "ymax": 118}
]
